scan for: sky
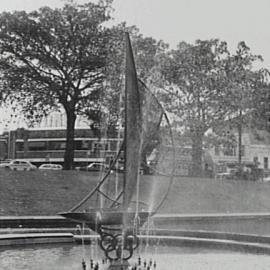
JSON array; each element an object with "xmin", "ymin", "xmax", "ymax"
[
  {"xmin": 0, "ymin": 0, "xmax": 269, "ymax": 66},
  {"xmin": 0, "ymin": 0, "xmax": 269, "ymax": 130},
  {"xmin": 113, "ymin": 0, "xmax": 270, "ymax": 68}
]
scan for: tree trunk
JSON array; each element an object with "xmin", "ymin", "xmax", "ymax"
[
  {"xmin": 64, "ymin": 108, "xmax": 77, "ymax": 170},
  {"xmin": 238, "ymin": 110, "xmax": 242, "ymax": 167},
  {"xmin": 238, "ymin": 123, "xmax": 242, "ymax": 166},
  {"xmin": 190, "ymin": 130, "xmax": 203, "ymax": 177}
]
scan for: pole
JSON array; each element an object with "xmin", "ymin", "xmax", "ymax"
[{"xmin": 238, "ymin": 110, "xmax": 242, "ymax": 167}]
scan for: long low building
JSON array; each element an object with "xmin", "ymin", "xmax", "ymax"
[
  {"xmin": 0, "ymin": 127, "xmax": 122, "ymax": 166},
  {"xmin": 0, "ymin": 127, "xmax": 207, "ymax": 176}
]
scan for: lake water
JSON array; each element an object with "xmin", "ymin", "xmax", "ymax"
[{"xmin": 1, "ymin": 243, "xmax": 270, "ymax": 270}]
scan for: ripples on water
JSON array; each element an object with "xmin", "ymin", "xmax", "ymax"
[{"xmin": 1, "ymin": 244, "xmax": 270, "ymax": 270}]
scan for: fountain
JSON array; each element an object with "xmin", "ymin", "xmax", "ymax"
[{"xmin": 59, "ymin": 32, "xmax": 175, "ymax": 270}]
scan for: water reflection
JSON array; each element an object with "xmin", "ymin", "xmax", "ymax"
[
  {"xmin": 0, "ymin": 244, "xmax": 91, "ymax": 270},
  {"xmin": 1, "ymin": 244, "xmax": 270, "ymax": 270}
]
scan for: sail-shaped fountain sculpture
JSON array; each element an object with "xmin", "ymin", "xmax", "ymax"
[{"xmin": 60, "ymin": 33, "xmax": 165, "ymax": 269}]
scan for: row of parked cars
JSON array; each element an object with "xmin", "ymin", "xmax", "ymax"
[
  {"xmin": 0, "ymin": 160, "xmax": 155, "ymax": 174},
  {"xmin": 0, "ymin": 160, "xmax": 115, "ymax": 172},
  {"xmin": 0, "ymin": 160, "xmax": 114, "ymax": 172},
  {"xmin": 215, "ymin": 162, "xmax": 265, "ymax": 181},
  {"xmin": 75, "ymin": 162, "xmax": 154, "ymax": 174},
  {"xmin": 0, "ymin": 160, "xmax": 63, "ymax": 171}
]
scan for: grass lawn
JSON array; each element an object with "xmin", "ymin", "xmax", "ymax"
[{"xmin": 1, "ymin": 169, "xmax": 270, "ymax": 216}]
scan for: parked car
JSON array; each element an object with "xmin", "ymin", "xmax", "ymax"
[
  {"xmin": 5, "ymin": 160, "xmax": 37, "ymax": 171},
  {"xmin": 216, "ymin": 171, "xmax": 234, "ymax": 180},
  {"xmin": 140, "ymin": 165, "xmax": 155, "ymax": 175},
  {"xmin": 75, "ymin": 162, "xmax": 108, "ymax": 172},
  {"xmin": 112, "ymin": 163, "xmax": 124, "ymax": 173},
  {"xmin": 39, "ymin": 164, "xmax": 63, "ymax": 170},
  {"xmin": 111, "ymin": 164, "xmax": 154, "ymax": 175},
  {"xmin": 263, "ymin": 175, "xmax": 270, "ymax": 182},
  {"xmin": 0, "ymin": 159, "xmax": 13, "ymax": 168}
]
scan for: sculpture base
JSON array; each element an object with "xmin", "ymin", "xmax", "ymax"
[
  {"xmin": 108, "ymin": 260, "xmax": 130, "ymax": 270},
  {"xmin": 59, "ymin": 209, "xmax": 151, "ymax": 233}
]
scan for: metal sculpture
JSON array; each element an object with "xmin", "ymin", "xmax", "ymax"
[{"xmin": 60, "ymin": 33, "xmax": 168, "ymax": 269}]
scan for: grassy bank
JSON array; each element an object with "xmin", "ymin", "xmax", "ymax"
[{"xmin": 1, "ymin": 169, "xmax": 270, "ymax": 216}]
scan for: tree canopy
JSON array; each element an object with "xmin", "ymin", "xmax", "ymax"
[
  {"xmin": 158, "ymin": 39, "xmax": 267, "ymax": 176},
  {"xmin": 0, "ymin": 1, "xmax": 112, "ymax": 169}
]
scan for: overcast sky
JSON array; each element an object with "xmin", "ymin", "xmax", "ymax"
[
  {"xmin": 0, "ymin": 0, "xmax": 269, "ymax": 130},
  {"xmin": 0, "ymin": 0, "xmax": 269, "ymax": 67}
]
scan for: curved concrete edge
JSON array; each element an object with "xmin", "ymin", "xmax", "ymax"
[
  {"xmin": 2, "ymin": 214, "xmax": 270, "ymax": 235},
  {"xmin": 0, "ymin": 233, "xmax": 74, "ymax": 246},
  {"xmin": 1, "ymin": 213, "xmax": 269, "ymax": 220},
  {"xmin": 0, "ymin": 216, "xmax": 76, "ymax": 229},
  {"xmin": 2, "ymin": 230, "xmax": 270, "ymax": 255},
  {"xmin": 73, "ymin": 229, "xmax": 270, "ymax": 245},
  {"xmin": 139, "ymin": 235, "xmax": 270, "ymax": 255},
  {"xmin": 2, "ymin": 214, "xmax": 270, "ymax": 253},
  {"xmin": 0, "ymin": 228, "xmax": 75, "ymax": 234},
  {"xmin": 0, "ymin": 216, "xmax": 66, "ymax": 220},
  {"xmin": 154, "ymin": 212, "xmax": 270, "ymax": 219},
  {"xmin": 153, "ymin": 212, "xmax": 270, "ymax": 227},
  {"xmin": 142, "ymin": 229, "xmax": 270, "ymax": 244},
  {"xmin": 73, "ymin": 233, "xmax": 270, "ymax": 255}
]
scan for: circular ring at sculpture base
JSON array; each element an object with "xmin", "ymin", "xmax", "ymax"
[
  {"xmin": 105, "ymin": 245, "xmax": 133, "ymax": 261},
  {"xmin": 99, "ymin": 232, "xmax": 115, "ymax": 252}
]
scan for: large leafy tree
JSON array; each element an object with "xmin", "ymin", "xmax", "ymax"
[
  {"xmin": 254, "ymin": 80, "xmax": 270, "ymax": 131},
  {"xmin": 221, "ymin": 41, "xmax": 267, "ymax": 166},
  {"xmin": 159, "ymin": 39, "xmax": 232, "ymax": 176},
  {"xmin": 159, "ymin": 40, "xmax": 268, "ymax": 176},
  {"xmin": 0, "ymin": 1, "xmax": 112, "ymax": 169}
]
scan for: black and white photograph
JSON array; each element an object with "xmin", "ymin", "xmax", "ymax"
[{"xmin": 0, "ymin": 0, "xmax": 270, "ymax": 269}]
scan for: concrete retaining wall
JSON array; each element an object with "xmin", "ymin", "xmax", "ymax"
[
  {"xmin": 1, "ymin": 214, "xmax": 270, "ymax": 253},
  {"xmin": 2, "ymin": 213, "xmax": 270, "ymax": 236},
  {"xmin": 154, "ymin": 213, "xmax": 270, "ymax": 235},
  {"xmin": 0, "ymin": 233, "xmax": 74, "ymax": 246},
  {"xmin": 0, "ymin": 216, "xmax": 77, "ymax": 229}
]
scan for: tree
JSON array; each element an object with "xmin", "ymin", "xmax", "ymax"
[
  {"xmin": 0, "ymin": 1, "xmax": 112, "ymax": 169},
  {"xmin": 158, "ymin": 39, "xmax": 231, "ymax": 176},
  {"xmin": 254, "ymin": 80, "xmax": 270, "ymax": 131},
  {"xmin": 222, "ymin": 41, "xmax": 267, "ymax": 166},
  {"xmin": 158, "ymin": 40, "xmax": 268, "ymax": 176}
]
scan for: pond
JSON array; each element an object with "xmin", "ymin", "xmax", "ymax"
[{"xmin": 1, "ymin": 243, "xmax": 270, "ymax": 270}]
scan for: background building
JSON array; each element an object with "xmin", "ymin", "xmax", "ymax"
[
  {"xmin": 0, "ymin": 111, "xmax": 122, "ymax": 166},
  {"xmin": 2, "ymin": 111, "xmax": 270, "ymax": 175},
  {"xmin": 209, "ymin": 128, "xmax": 270, "ymax": 171}
]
